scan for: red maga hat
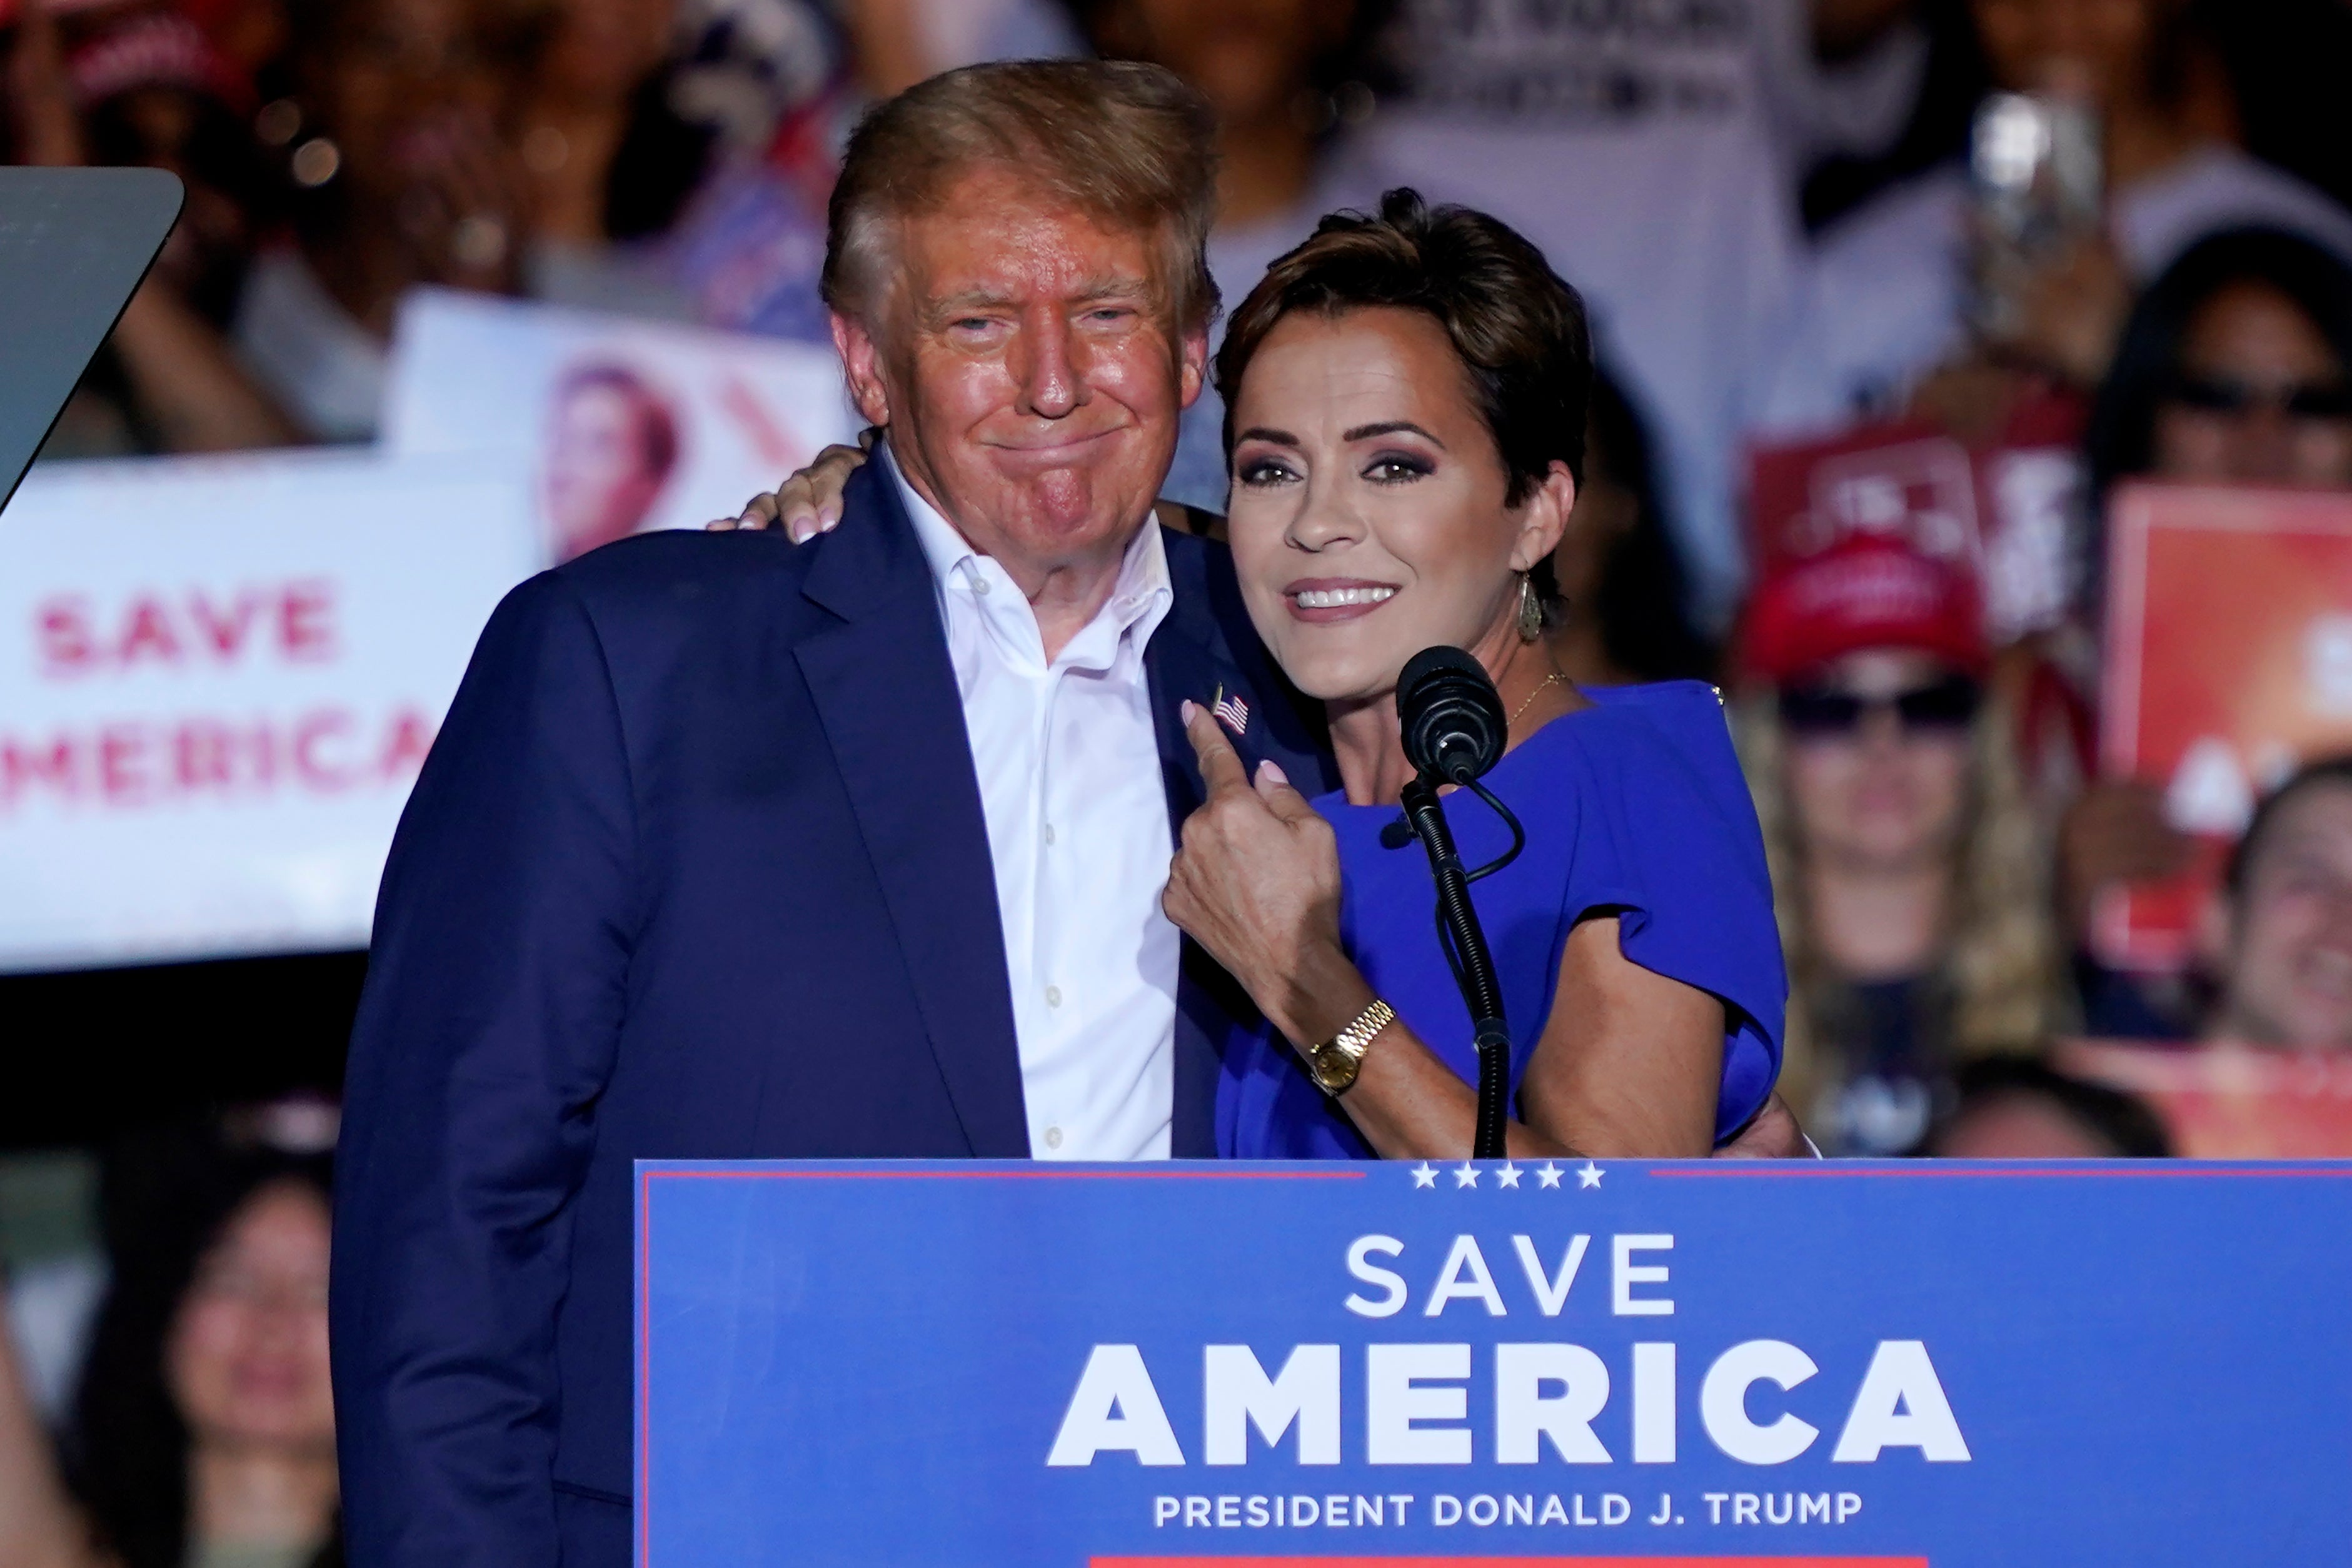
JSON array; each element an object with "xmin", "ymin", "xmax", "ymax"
[{"xmin": 1738, "ymin": 534, "xmax": 1989, "ymax": 685}]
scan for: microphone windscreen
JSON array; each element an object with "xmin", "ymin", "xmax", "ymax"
[{"xmin": 1397, "ymin": 646, "xmax": 1509, "ymax": 783}]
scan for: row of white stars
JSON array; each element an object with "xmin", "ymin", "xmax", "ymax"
[{"xmin": 1410, "ymin": 1160, "xmax": 1603, "ymax": 1190}]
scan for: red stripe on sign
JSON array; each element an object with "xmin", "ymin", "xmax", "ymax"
[
  {"xmin": 1651, "ymin": 1164, "xmax": 2352, "ymax": 1179},
  {"xmin": 1092, "ymin": 1557, "xmax": 1929, "ymax": 1567},
  {"xmin": 642, "ymin": 1168, "xmax": 1368, "ymax": 1182}
]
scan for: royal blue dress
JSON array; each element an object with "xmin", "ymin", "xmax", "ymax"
[{"xmin": 1216, "ymin": 681, "xmax": 1786, "ymax": 1158}]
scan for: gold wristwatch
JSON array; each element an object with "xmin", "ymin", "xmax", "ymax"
[{"xmin": 1307, "ymin": 999, "xmax": 1395, "ymax": 1097}]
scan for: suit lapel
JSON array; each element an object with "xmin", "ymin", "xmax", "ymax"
[
  {"xmin": 1146, "ymin": 530, "xmax": 1336, "ymax": 1158},
  {"xmin": 795, "ymin": 463, "xmax": 1029, "ymax": 1157},
  {"xmin": 1147, "ymin": 566, "xmax": 1244, "ymax": 1158}
]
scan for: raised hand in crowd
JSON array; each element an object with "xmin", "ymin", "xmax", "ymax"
[
  {"xmin": 2058, "ymin": 778, "xmax": 2191, "ymax": 945},
  {"xmin": 2, "ymin": 0, "xmax": 82, "ymax": 167},
  {"xmin": 1994, "ymin": 228, "xmax": 2134, "ymax": 390},
  {"xmin": 397, "ymin": 102, "xmax": 533, "ymax": 296},
  {"xmin": 0, "ymin": 1305, "xmax": 97, "ymax": 1568},
  {"xmin": 1904, "ymin": 229, "xmax": 2136, "ymax": 445}
]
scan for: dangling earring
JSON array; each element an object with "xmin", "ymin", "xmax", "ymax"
[{"xmin": 1516, "ymin": 571, "xmax": 1545, "ymax": 643}]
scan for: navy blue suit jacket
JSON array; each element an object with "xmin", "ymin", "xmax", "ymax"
[{"xmin": 330, "ymin": 462, "xmax": 1332, "ymax": 1567}]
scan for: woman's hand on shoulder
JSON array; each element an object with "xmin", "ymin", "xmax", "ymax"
[
  {"xmin": 1163, "ymin": 703, "xmax": 1357, "ymax": 1046},
  {"xmin": 708, "ymin": 428, "xmax": 877, "ymax": 540}
]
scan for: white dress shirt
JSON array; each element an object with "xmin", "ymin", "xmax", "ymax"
[{"xmin": 886, "ymin": 445, "xmax": 1180, "ymax": 1160}]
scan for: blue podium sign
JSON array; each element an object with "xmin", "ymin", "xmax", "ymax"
[{"xmin": 637, "ymin": 1160, "xmax": 2352, "ymax": 1565}]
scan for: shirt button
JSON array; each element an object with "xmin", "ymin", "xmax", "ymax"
[
  {"xmin": 1043, "ymin": 823, "xmax": 1057, "ymax": 847},
  {"xmin": 972, "ymin": 576, "xmax": 991, "ymax": 595},
  {"xmin": 1045, "ymin": 985, "xmax": 1063, "ymax": 1008},
  {"xmin": 1043, "ymin": 1126, "xmax": 1064, "ymax": 1150}
]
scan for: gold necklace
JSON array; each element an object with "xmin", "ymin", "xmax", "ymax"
[{"xmin": 1509, "ymin": 669, "xmax": 1570, "ymax": 728}]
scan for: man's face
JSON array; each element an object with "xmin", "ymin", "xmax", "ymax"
[
  {"xmin": 832, "ymin": 168, "xmax": 1205, "ymax": 587},
  {"xmin": 2213, "ymin": 781, "xmax": 2352, "ymax": 1048}
]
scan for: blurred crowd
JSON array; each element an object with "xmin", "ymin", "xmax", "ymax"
[{"xmin": 5, "ymin": 0, "xmax": 2352, "ymax": 1559}]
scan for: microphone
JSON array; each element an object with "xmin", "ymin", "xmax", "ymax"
[
  {"xmin": 1398, "ymin": 645, "xmax": 1510, "ymax": 785},
  {"xmin": 1385, "ymin": 647, "xmax": 1525, "ymax": 1160}
]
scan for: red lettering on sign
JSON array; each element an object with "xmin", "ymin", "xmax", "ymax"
[
  {"xmin": 1, "ymin": 736, "xmax": 77, "ymax": 804},
  {"xmin": 293, "ymin": 709, "xmax": 355, "ymax": 789},
  {"xmin": 36, "ymin": 598, "xmax": 96, "ymax": 676},
  {"xmin": 378, "ymin": 706, "xmax": 435, "ymax": 779},
  {"xmin": 174, "ymin": 721, "xmax": 231, "ymax": 790},
  {"xmin": 0, "ymin": 703, "xmax": 430, "ymax": 811},
  {"xmin": 30, "ymin": 581, "xmax": 343, "ymax": 676},
  {"xmin": 98, "ymin": 725, "xmax": 151, "ymax": 805},
  {"xmin": 188, "ymin": 590, "xmax": 265, "ymax": 659},
  {"xmin": 281, "ymin": 580, "xmax": 337, "ymax": 661},
  {"xmin": 172, "ymin": 719, "xmax": 276, "ymax": 792},
  {"xmin": 117, "ymin": 598, "xmax": 183, "ymax": 666}
]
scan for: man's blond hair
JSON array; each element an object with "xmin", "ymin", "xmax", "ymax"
[{"xmin": 822, "ymin": 59, "xmax": 1221, "ymax": 336}]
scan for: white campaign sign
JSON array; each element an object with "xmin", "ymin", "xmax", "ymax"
[
  {"xmin": 383, "ymin": 287, "xmax": 855, "ymax": 563},
  {"xmin": 0, "ymin": 448, "xmax": 539, "ymax": 972}
]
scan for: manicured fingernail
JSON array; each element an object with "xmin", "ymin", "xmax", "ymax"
[
  {"xmin": 1259, "ymin": 760, "xmax": 1288, "ymax": 786},
  {"xmin": 1180, "ymin": 700, "xmax": 1198, "ymax": 723}
]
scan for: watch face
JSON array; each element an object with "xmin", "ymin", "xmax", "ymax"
[{"xmin": 1310, "ymin": 1047, "xmax": 1357, "ymax": 1095}]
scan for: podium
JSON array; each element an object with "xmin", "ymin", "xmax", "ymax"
[{"xmin": 638, "ymin": 1158, "xmax": 2352, "ymax": 1565}]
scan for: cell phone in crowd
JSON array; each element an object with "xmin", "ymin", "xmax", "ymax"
[{"xmin": 1969, "ymin": 90, "xmax": 2103, "ymax": 343}]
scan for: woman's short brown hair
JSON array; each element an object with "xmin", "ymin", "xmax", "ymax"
[
  {"xmin": 822, "ymin": 59, "xmax": 1220, "ymax": 336},
  {"xmin": 1215, "ymin": 188, "xmax": 1592, "ymax": 502}
]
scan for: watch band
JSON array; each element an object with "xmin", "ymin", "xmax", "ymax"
[{"xmin": 1309, "ymin": 998, "xmax": 1395, "ymax": 1097}]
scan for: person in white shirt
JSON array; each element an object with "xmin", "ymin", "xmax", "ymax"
[
  {"xmin": 1756, "ymin": 0, "xmax": 2352, "ymax": 438},
  {"xmin": 1357, "ymin": 0, "xmax": 1932, "ymax": 626},
  {"xmin": 883, "ymin": 441, "xmax": 1185, "ymax": 1156}
]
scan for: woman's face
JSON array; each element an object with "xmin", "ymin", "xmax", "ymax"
[
  {"xmin": 2212, "ymin": 780, "xmax": 2352, "ymax": 1048},
  {"xmin": 165, "ymin": 1181, "xmax": 336, "ymax": 1456},
  {"xmin": 1224, "ymin": 307, "xmax": 1572, "ymax": 705},
  {"xmin": 544, "ymin": 381, "xmax": 669, "ymax": 560},
  {"xmin": 2153, "ymin": 280, "xmax": 2352, "ymax": 489},
  {"xmin": 1971, "ymin": 0, "xmax": 2157, "ymax": 109},
  {"xmin": 1782, "ymin": 650, "xmax": 1976, "ymax": 875}
]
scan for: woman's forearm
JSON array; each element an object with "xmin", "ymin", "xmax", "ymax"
[
  {"xmin": 1335, "ymin": 1023, "xmax": 1584, "ymax": 1162},
  {"xmin": 110, "ymin": 283, "xmax": 305, "ymax": 452},
  {"xmin": 1259, "ymin": 941, "xmax": 1582, "ymax": 1163},
  {"xmin": 0, "ymin": 1308, "xmax": 103, "ymax": 1568}
]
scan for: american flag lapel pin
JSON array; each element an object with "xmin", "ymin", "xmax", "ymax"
[{"xmin": 1210, "ymin": 683, "xmax": 1250, "ymax": 738}]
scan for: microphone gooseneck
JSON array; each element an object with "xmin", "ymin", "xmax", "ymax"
[{"xmin": 1392, "ymin": 646, "xmax": 1526, "ymax": 1160}]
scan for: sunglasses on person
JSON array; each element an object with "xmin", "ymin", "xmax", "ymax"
[
  {"xmin": 2164, "ymin": 372, "xmax": 2352, "ymax": 421},
  {"xmin": 1778, "ymin": 675, "xmax": 1983, "ymax": 738}
]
